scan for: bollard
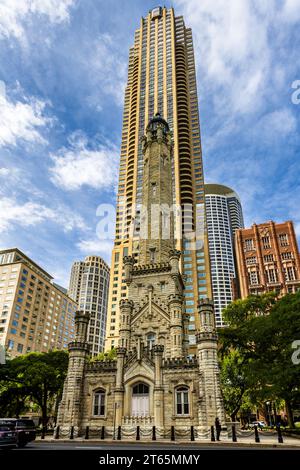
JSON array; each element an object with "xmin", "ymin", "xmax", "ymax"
[
  {"xmin": 171, "ymin": 426, "xmax": 175, "ymax": 441},
  {"xmin": 85, "ymin": 426, "xmax": 89, "ymax": 440},
  {"xmin": 117, "ymin": 425, "xmax": 121, "ymax": 440},
  {"xmin": 54, "ymin": 426, "xmax": 60, "ymax": 440},
  {"xmin": 232, "ymin": 425, "xmax": 237, "ymax": 442},
  {"xmin": 211, "ymin": 425, "xmax": 215, "ymax": 442},
  {"xmin": 277, "ymin": 425, "xmax": 283, "ymax": 443},
  {"xmin": 101, "ymin": 425, "xmax": 105, "ymax": 440},
  {"xmin": 136, "ymin": 425, "xmax": 140, "ymax": 441},
  {"xmin": 70, "ymin": 425, "xmax": 74, "ymax": 440},
  {"xmin": 254, "ymin": 425, "xmax": 260, "ymax": 443},
  {"xmin": 152, "ymin": 426, "xmax": 156, "ymax": 441},
  {"xmin": 191, "ymin": 426, "xmax": 195, "ymax": 441}
]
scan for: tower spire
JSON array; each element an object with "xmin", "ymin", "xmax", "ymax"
[{"xmin": 139, "ymin": 114, "xmax": 175, "ymax": 265}]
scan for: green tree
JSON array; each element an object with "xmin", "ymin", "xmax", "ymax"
[
  {"xmin": 220, "ymin": 350, "xmax": 253, "ymax": 422},
  {"xmin": 0, "ymin": 350, "xmax": 68, "ymax": 431},
  {"xmin": 219, "ymin": 292, "xmax": 300, "ymax": 427},
  {"xmin": 90, "ymin": 348, "xmax": 117, "ymax": 362}
]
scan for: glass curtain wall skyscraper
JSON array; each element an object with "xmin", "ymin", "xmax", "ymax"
[
  {"xmin": 106, "ymin": 7, "xmax": 211, "ymax": 352},
  {"xmin": 205, "ymin": 184, "xmax": 244, "ymax": 327}
]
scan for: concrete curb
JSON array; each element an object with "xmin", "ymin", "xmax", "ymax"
[{"xmin": 34, "ymin": 438, "xmax": 300, "ymax": 449}]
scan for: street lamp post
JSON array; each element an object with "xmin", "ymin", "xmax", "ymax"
[
  {"xmin": 266, "ymin": 401, "xmax": 272, "ymax": 427},
  {"xmin": 113, "ymin": 402, "xmax": 117, "ymax": 440}
]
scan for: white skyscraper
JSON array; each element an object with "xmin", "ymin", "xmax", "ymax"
[
  {"xmin": 68, "ymin": 256, "xmax": 110, "ymax": 355},
  {"xmin": 205, "ymin": 184, "xmax": 244, "ymax": 327}
]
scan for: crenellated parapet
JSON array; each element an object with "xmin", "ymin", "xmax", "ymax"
[
  {"xmin": 152, "ymin": 344, "xmax": 164, "ymax": 355},
  {"xmin": 68, "ymin": 341, "xmax": 90, "ymax": 353},
  {"xmin": 119, "ymin": 298, "xmax": 134, "ymax": 310},
  {"xmin": 132, "ymin": 263, "xmax": 171, "ymax": 276},
  {"xmin": 162, "ymin": 355, "xmax": 198, "ymax": 369},
  {"xmin": 196, "ymin": 331, "xmax": 218, "ymax": 343},
  {"xmin": 115, "ymin": 347, "xmax": 127, "ymax": 356},
  {"xmin": 86, "ymin": 359, "xmax": 117, "ymax": 372},
  {"xmin": 168, "ymin": 293, "xmax": 183, "ymax": 305}
]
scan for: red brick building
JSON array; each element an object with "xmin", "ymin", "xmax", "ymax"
[{"xmin": 235, "ymin": 221, "xmax": 300, "ymax": 298}]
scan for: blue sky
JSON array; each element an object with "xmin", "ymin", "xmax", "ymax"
[{"xmin": 0, "ymin": 0, "xmax": 300, "ymax": 288}]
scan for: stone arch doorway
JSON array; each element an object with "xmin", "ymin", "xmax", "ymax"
[{"xmin": 132, "ymin": 383, "xmax": 149, "ymax": 417}]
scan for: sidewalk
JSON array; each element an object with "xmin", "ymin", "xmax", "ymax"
[{"xmin": 35, "ymin": 435, "xmax": 300, "ymax": 448}]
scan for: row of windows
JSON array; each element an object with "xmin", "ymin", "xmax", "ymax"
[
  {"xmin": 93, "ymin": 385, "xmax": 190, "ymax": 417},
  {"xmin": 244, "ymin": 233, "xmax": 289, "ymax": 251}
]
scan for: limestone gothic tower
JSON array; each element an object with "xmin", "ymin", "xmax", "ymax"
[
  {"xmin": 119, "ymin": 114, "xmax": 189, "ymax": 359},
  {"xmin": 138, "ymin": 113, "xmax": 174, "ymax": 265}
]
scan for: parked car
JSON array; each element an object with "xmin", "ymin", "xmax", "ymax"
[
  {"xmin": 0, "ymin": 419, "xmax": 36, "ymax": 447},
  {"xmin": 0, "ymin": 423, "xmax": 17, "ymax": 450},
  {"xmin": 249, "ymin": 421, "xmax": 266, "ymax": 429}
]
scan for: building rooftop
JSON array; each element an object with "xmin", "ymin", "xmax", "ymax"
[
  {"xmin": 205, "ymin": 183, "xmax": 241, "ymax": 203},
  {"xmin": 0, "ymin": 248, "xmax": 53, "ymax": 280}
]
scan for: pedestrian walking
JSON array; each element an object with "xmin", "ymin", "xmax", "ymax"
[{"xmin": 215, "ymin": 417, "xmax": 222, "ymax": 441}]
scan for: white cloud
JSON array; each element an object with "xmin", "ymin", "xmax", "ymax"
[
  {"xmin": 0, "ymin": 196, "xmax": 86, "ymax": 232},
  {"xmin": 0, "ymin": 168, "xmax": 10, "ymax": 177},
  {"xmin": 175, "ymin": 0, "xmax": 300, "ymax": 115},
  {"xmin": 258, "ymin": 108, "xmax": 297, "ymax": 137},
  {"xmin": 50, "ymin": 133, "xmax": 118, "ymax": 191},
  {"xmin": 84, "ymin": 33, "xmax": 127, "ymax": 107},
  {"xmin": 77, "ymin": 237, "xmax": 113, "ymax": 263},
  {"xmin": 0, "ymin": 81, "xmax": 51, "ymax": 147},
  {"xmin": 0, "ymin": 0, "xmax": 75, "ymax": 39}
]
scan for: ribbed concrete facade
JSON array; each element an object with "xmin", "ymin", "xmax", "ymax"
[
  {"xmin": 205, "ymin": 184, "xmax": 244, "ymax": 327},
  {"xmin": 68, "ymin": 256, "xmax": 110, "ymax": 355},
  {"xmin": 106, "ymin": 6, "xmax": 211, "ymax": 353}
]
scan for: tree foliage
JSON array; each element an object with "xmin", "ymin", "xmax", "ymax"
[
  {"xmin": 0, "ymin": 350, "xmax": 68, "ymax": 428},
  {"xmin": 90, "ymin": 348, "xmax": 117, "ymax": 362},
  {"xmin": 219, "ymin": 292, "xmax": 300, "ymax": 427}
]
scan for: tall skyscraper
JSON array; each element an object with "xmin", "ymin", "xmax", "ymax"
[
  {"xmin": 106, "ymin": 6, "xmax": 211, "ymax": 351},
  {"xmin": 235, "ymin": 220, "xmax": 300, "ymax": 298},
  {"xmin": 0, "ymin": 248, "xmax": 77, "ymax": 358},
  {"xmin": 205, "ymin": 184, "xmax": 244, "ymax": 327},
  {"xmin": 68, "ymin": 256, "xmax": 110, "ymax": 355}
]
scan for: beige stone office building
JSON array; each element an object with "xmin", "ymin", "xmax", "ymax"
[
  {"xmin": 106, "ymin": 6, "xmax": 212, "ymax": 354},
  {"xmin": 68, "ymin": 256, "xmax": 110, "ymax": 356},
  {"xmin": 57, "ymin": 116, "xmax": 225, "ymax": 440},
  {"xmin": 0, "ymin": 249, "xmax": 77, "ymax": 358},
  {"xmin": 235, "ymin": 221, "xmax": 300, "ymax": 298}
]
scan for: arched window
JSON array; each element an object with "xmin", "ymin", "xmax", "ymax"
[
  {"xmin": 176, "ymin": 386, "xmax": 189, "ymax": 415},
  {"xmin": 132, "ymin": 383, "xmax": 149, "ymax": 395},
  {"xmin": 93, "ymin": 389, "xmax": 105, "ymax": 416}
]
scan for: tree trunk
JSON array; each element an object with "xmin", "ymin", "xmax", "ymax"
[
  {"xmin": 230, "ymin": 412, "xmax": 237, "ymax": 422},
  {"xmin": 285, "ymin": 400, "xmax": 295, "ymax": 428}
]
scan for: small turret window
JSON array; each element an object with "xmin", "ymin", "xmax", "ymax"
[
  {"xmin": 93, "ymin": 389, "xmax": 105, "ymax": 416},
  {"xmin": 149, "ymin": 248, "xmax": 156, "ymax": 263},
  {"xmin": 151, "ymin": 182, "xmax": 157, "ymax": 196}
]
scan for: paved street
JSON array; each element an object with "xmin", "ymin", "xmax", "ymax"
[{"xmin": 9, "ymin": 438, "xmax": 300, "ymax": 451}]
